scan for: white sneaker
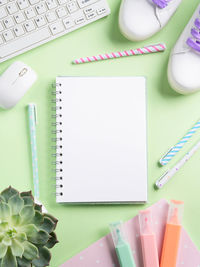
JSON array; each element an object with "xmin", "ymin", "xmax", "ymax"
[
  {"xmin": 168, "ymin": 4, "xmax": 200, "ymax": 94},
  {"xmin": 119, "ymin": 0, "xmax": 182, "ymax": 41}
]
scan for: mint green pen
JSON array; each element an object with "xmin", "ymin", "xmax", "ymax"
[{"xmin": 110, "ymin": 221, "xmax": 136, "ymax": 267}]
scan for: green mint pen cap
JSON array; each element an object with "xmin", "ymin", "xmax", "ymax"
[{"xmin": 109, "ymin": 221, "xmax": 136, "ymax": 267}]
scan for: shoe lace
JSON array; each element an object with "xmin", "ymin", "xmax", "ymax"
[
  {"xmin": 152, "ymin": 0, "xmax": 171, "ymax": 9},
  {"xmin": 186, "ymin": 11, "xmax": 200, "ymax": 52}
]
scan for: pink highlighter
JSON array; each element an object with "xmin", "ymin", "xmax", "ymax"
[{"xmin": 139, "ymin": 209, "xmax": 159, "ymax": 267}]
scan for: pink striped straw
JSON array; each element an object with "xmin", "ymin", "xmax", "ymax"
[{"xmin": 72, "ymin": 43, "xmax": 166, "ymax": 64}]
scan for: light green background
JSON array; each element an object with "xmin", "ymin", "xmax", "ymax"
[{"xmin": 0, "ymin": 0, "xmax": 200, "ymax": 266}]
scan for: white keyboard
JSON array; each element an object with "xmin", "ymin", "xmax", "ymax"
[{"xmin": 0, "ymin": 0, "xmax": 110, "ymax": 63}]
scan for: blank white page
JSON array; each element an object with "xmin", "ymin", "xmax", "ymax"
[{"xmin": 56, "ymin": 77, "xmax": 147, "ymax": 203}]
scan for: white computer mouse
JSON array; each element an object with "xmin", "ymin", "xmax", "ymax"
[{"xmin": 0, "ymin": 61, "xmax": 37, "ymax": 109}]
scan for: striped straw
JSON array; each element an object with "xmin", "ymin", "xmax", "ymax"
[
  {"xmin": 160, "ymin": 119, "xmax": 200, "ymax": 166},
  {"xmin": 72, "ymin": 43, "xmax": 166, "ymax": 64}
]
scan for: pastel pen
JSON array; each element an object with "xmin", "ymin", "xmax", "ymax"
[
  {"xmin": 28, "ymin": 104, "xmax": 39, "ymax": 200},
  {"xmin": 28, "ymin": 104, "xmax": 47, "ymax": 212},
  {"xmin": 139, "ymin": 209, "xmax": 159, "ymax": 267},
  {"xmin": 110, "ymin": 221, "xmax": 136, "ymax": 267},
  {"xmin": 160, "ymin": 200, "xmax": 184, "ymax": 267}
]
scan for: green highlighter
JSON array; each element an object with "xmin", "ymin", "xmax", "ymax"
[{"xmin": 110, "ymin": 221, "xmax": 136, "ymax": 267}]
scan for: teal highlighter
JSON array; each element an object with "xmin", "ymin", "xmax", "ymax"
[{"xmin": 110, "ymin": 221, "xmax": 136, "ymax": 267}]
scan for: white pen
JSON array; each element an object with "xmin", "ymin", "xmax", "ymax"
[
  {"xmin": 155, "ymin": 139, "xmax": 200, "ymax": 189},
  {"xmin": 28, "ymin": 104, "xmax": 39, "ymax": 199}
]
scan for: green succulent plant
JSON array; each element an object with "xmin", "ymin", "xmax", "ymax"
[{"xmin": 0, "ymin": 186, "xmax": 58, "ymax": 267}]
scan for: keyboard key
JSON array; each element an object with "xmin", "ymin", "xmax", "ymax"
[
  {"xmin": 7, "ymin": 2, "xmax": 18, "ymax": 14},
  {"xmin": 0, "ymin": 35, "xmax": 3, "ymax": 44},
  {"xmin": 17, "ymin": 0, "xmax": 29, "ymax": 9},
  {"xmin": 0, "ymin": 0, "xmax": 7, "ymax": 6},
  {"xmin": 75, "ymin": 16, "xmax": 85, "ymax": 24},
  {"xmin": 0, "ymin": 27, "xmax": 51, "ymax": 57},
  {"xmin": 97, "ymin": 7, "xmax": 106, "ymax": 15},
  {"xmin": 25, "ymin": 7, "xmax": 36, "ymax": 19},
  {"xmin": 86, "ymin": 11, "xmax": 96, "ymax": 19},
  {"xmin": 66, "ymin": 1, "xmax": 77, "ymax": 13},
  {"xmin": 24, "ymin": 20, "xmax": 35, "ymax": 31},
  {"xmin": 56, "ymin": 6, "xmax": 67, "ymax": 18},
  {"xmin": 63, "ymin": 17, "xmax": 74, "ymax": 29},
  {"xmin": 29, "ymin": 0, "xmax": 39, "ymax": 4},
  {"xmin": 14, "ymin": 12, "xmax": 25, "ymax": 23},
  {"xmin": 49, "ymin": 21, "xmax": 64, "ymax": 35},
  {"xmin": 57, "ymin": 0, "xmax": 66, "ymax": 4},
  {"xmin": 35, "ymin": 2, "xmax": 46, "ymax": 14},
  {"xmin": 3, "ymin": 30, "xmax": 14, "ymax": 41},
  {"xmin": 35, "ymin": 15, "xmax": 46, "ymax": 27},
  {"xmin": 13, "ymin": 24, "xmax": 25, "ymax": 36},
  {"xmin": 77, "ymin": 0, "xmax": 97, "ymax": 8},
  {"xmin": 0, "ymin": 22, "xmax": 4, "ymax": 31},
  {"xmin": 0, "ymin": 7, "xmax": 7, "ymax": 19},
  {"xmin": 4, "ymin": 17, "xmax": 14, "ymax": 28},
  {"xmin": 84, "ymin": 7, "xmax": 94, "ymax": 14},
  {"xmin": 46, "ymin": 11, "xmax": 56, "ymax": 22},
  {"xmin": 46, "ymin": 0, "xmax": 57, "ymax": 10}
]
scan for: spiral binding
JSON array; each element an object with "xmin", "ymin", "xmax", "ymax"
[{"xmin": 52, "ymin": 82, "xmax": 63, "ymax": 197}]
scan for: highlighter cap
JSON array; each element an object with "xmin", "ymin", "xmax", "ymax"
[
  {"xmin": 168, "ymin": 200, "xmax": 184, "ymax": 225},
  {"xmin": 139, "ymin": 209, "xmax": 154, "ymax": 235},
  {"xmin": 109, "ymin": 221, "xmax": 127, "ymax": 248}
]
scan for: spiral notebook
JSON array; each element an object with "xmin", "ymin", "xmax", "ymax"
[
  {"xmin": 60, "ymin": 199, "xmax": 200, "ymax": 266},
  {"xmin": 53, "ymin": 76, "xmax": 147, "ymax": 204}
]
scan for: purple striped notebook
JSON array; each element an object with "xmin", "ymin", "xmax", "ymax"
[{"xmin": 60, "ymin": 199, "xmax": 200, "ymax": 267}]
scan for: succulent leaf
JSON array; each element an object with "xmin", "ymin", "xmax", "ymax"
[
  {"xmin": 0, "ymin": 202, "xmax": 11, "ymax": 221},
  {"xmin": 40, "ymin": 217, "xmax": 55, "ymax": 233},
  {"xmin": 43, "ymin": 214, "xmax": 58, "ymax": 225},
  {"xmin": 32, "ymin": 247, "xmax": 51, "ymax": 267},
  {"xmin": 0, "ymin": 222, "xmax": 9, "ymax": 232},
  {"xmin": 32, "ymin": 211, "xmax": 44, "ymax": 227},
  {"xmin": 11, "ymin": 239, "xmax": 24, "ymax": 257},
  {"xmin": 22, "ymin": 197, "xmax": 34, "ymax": 206},
  {"xmin": 1, "ymin": 187, "xmax": 18, "ymax": 203},
  {"xmin": 2, "ymin": 236, "xmax": 12, "ymax": 246},
  {"xmin": 46, "ymin": 232, "xmax": 59, "ymax": 249},
  {"xmin": 23, "ymin": 241, "xmax": 39, "ymax": 261},
  {"xmin": 0, "ymin": 234, "xmax": 4, "ymax": 242},
  {"xmin": 29, "ymin": 230, "xmax": 50, "ymax": 245},
  {"xmin": 20, "ymin": 191, "xmax": 34, "ymax": 199},
  {"xmin": 0, "ymin": 243, "xmax": 7, "ymax": 258},
  {"xmin": 20, "ymin": 206, "xmax": 35, "ymax": 224},
  {"xmin": 34, "ymin": 204, "xmax": 42, "ymax": 212},
  {"xmin": 19, "ymin": 224, "xmax": 38, "ymax": 238},
  {"xmin": 17, "ymin": 256, "xmax": 32, "ymax": 267},
  {"xmin": 11, "ymin": 215, "xmax": 22, "ymax": 226},
  {"xmin": 15, "ymin": 232, "xmax": 27, "ymax": 243},
  {"xmin": 0, "ymin": 194, "xmax": 5, "ymax": 202},
  {"xmin": 8, "ymin": 193, "xmax": 24, "ymax": 215},
  {"xmin": 1, "ymin": 247, "xmax": 17, "ymax": 267}
]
